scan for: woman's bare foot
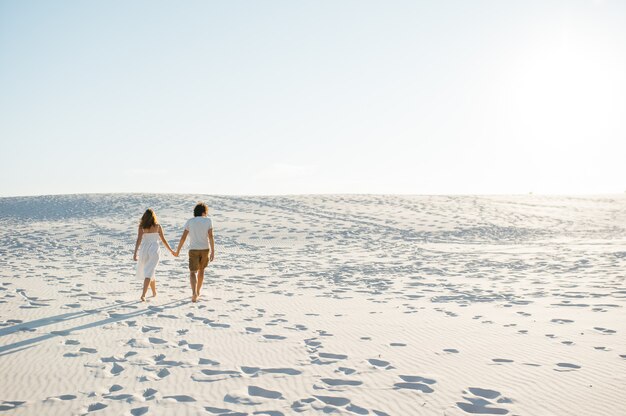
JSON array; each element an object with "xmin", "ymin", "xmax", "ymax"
[
  {"xmin": 140, "ymin": 296, "xmax": 146, "ymax": 302},
  {"xmin": 191, "ymin": 294, "xmax": 197, "ymax": 303},
  {"xmin": 151, "ymin": 291, "xmax": 157, "ymax": 298}
]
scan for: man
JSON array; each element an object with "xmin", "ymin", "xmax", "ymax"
[{"xmin": 175, "ymin": 202, "xmax": 215, "ymax": 302}]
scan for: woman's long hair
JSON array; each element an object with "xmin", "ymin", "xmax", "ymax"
[{"xmin": 140, "ymin": 209, "xmax": 158, "ymax": 229}]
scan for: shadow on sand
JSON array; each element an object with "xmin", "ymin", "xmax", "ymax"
[{"xmin": 0, "ymin": 298, "xmax": 187, "ymax": 356}]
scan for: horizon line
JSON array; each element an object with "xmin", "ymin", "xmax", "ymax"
[{"xmin": 1, "ymin": 191, "xmax": 625, "ymax": 199}]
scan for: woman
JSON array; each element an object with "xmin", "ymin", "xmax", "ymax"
[{"xmin": 133, "ymin": 209, "xmax": 176, "ymax": 301}]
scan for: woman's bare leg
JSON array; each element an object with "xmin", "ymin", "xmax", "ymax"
[
  {"xmin": 141, "ymin": 278, "xmax": 150, "ymax": 301},
  {"xmin": 150, "ymin": 279, "xmax": 157, "ymax": 297}
]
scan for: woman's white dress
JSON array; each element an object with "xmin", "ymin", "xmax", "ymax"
[{"xmin": 136, "ymin": 233, "xmax": 160, "ymax": 280}]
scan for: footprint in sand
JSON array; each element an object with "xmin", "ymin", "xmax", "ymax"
[
  {"xmin": 394, "ymin": 375, "xmax": 436, "ymax": 393},
  {"xmin": 205, "ymin": 406, "xmax": 237, "ymax": 414},
  {"xmin": 141, "ymin": 325, "xmax": 162, "ymax": 333},
  {"xmin": 199, "ymin": 357, "xmax": 220, "ymax": 366},
  {"xmin": 110, "ymin": 363, "xmax": 125, "ymax": 375},
  {"xmin": 0, "ymin": 401, "xmax": 25, "ymax": 411},
  {"xmin": 291, "ymin": 397, "xmax": 316, "ymax": 412},
  {"xmin": 551, "ymin": 318, "xmax": 574, "ymax": 324},
  {"xmin": 242, "ymin": 367, "xmax": 302, "ymax": 376},
  {"xmin": 47, "ymin": 394, "xmax": 77, "ymax": 401},
  {"xmin": 368, "ymin": 358, "xmax": 393, "ymax": 369},
  {"xmin": 130, "ymin": 407, "xmax": 149, "ymax": 416},
  {"xmin": 456, "ymin": 387, "xmax": 512, "ymax": 415},
  {"xmin": 192, "ymin": 369, "xmax": 241, "ymax": 382},
  {"xmin": 320, "ymin": 353, "xmax": 348, "ymax": 360},
  {"xmin": 491, "ymin": 358, "xmax": 514, "ymax": 364},
  {"xmin": 304, "ymin": 338, "xmax": 321, "ymax": 348},
  {"xmin": 313, "ymin": 395, "xmax": 351, "ymax": 407},
  {"xmin": 104, "ymin": 392, "xmax": 137, "ymax": 401},
  {"xmin": 163, "ymin": 395, "xmax": 196, "ymax": 402},
  {"xmin": 62, "ymin": 352, "xmax": 81, "ymax": 358},
  {"xmin": 263, "ymin": 334, "xmax": 287, "ymax": 340},
  {"xmin": 208, "ymin": 322, "xmax": 231, "ymax": 328},
  {"xmin": 321, "ymin": 378, "xmax": 363, "ymax": 387},
  {"xmin": 443, "ymin": 348, "xmax": 459, "ymax": 353},
  {"xmin": 312, "ymin": 352, "xmax": 348, "ymax": 365},
  {"xmin": 126, "ymin": 338, "xmax": 151, "ymax": 348},
  {"xmin": 64, "ymin": 347, "xmax": 98, "ymax": 358},
  {"xmin": 86, "ymin": 402, "xmax": 108, "ymax": 412},
  {"xmin": 101, "ymin": 355, "xmax": 126, "ymax": 363},
  {"xmin": 242, "ymin": 366, "xmax": 261, "ymax": 376},
  {"xmin": 594, "ymin": 327, "xmax": 616, "ymax": 335},
  {"xmin": 292, "ymin": 395, "xmax": 370, "ymax": 414},
  {"xmin": 143, "ymin": 388, "xmax": 158, "ymax": 399},
  {"xmin": 224, "ymin": 393, "xmax": 262, "ymax": 406},
  {"xmin": 554, "ymin": 362, "xmax": 581, "ymax": 372},
  {"xmin": 179, "ymin": 340, "xmax": 203, "ymax": 351},
  {"xmin": 336, "ymin": 367, "xmax": 357, "ymax": 375},
  {"xmin": 248, "ymin": 386, "xmax": 284, "ymax": 400}
]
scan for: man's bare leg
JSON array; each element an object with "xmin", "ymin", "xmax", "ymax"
[
  {"xmin": 150, "ymin": 279, "xmax": 157, "ymax": 297},
  {"xmin": 196, "ymin": 268, "xmax": 205, "ymax": 298},
  {"xmin": 190, "ymin": 271, "xmax": 198, "ymax": 302},
  {"xmin": 141, "ymin": 278, "xmax": 150, "ymax": 301}
]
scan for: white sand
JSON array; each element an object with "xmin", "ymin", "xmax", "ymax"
[{"xmin": 0, "ymin": 194, "xmax": 625, "ymax": 415}]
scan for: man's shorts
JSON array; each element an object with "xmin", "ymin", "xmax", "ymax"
[{"xmin": 189, "ymin": 249, "xmax": 210, "ymax": 271}]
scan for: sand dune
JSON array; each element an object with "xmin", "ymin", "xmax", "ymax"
[{"xmin": 0, "ymin": 194, "xmax": 625, "ymax": 415}]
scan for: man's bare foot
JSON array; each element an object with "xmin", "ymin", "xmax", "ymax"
[
  {"xmin": 151, "ymin": 292, "xmax": 157, "ymax": 298},
  {"xmin": 191, "ymin": 294, "xmax": 197, "ymax": 303},
  {"xmin": 140, "ymin": 296, "xmax": 146, "ymax": 302}
]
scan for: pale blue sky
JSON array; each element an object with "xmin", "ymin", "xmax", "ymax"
[{"xmin": 1, "ymin": 0, "xmax": 625, "ymax": 196}]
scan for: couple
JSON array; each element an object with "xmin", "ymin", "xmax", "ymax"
[{"xmin": 133, "ymin": 202, "xmax": 215, "ymax": 303}]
